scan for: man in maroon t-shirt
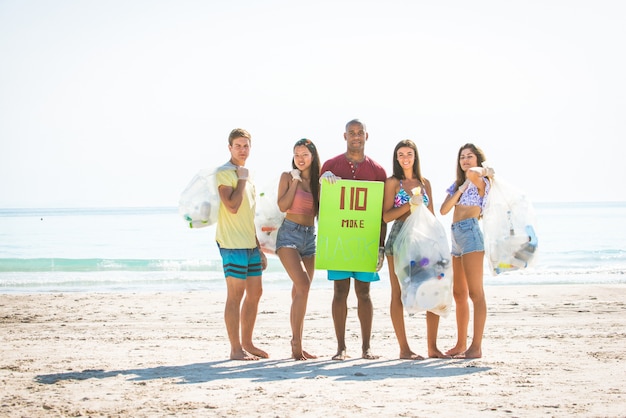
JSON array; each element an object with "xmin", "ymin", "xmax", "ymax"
[{"xmin": 320, "ymin": 119, "xmax": 387, "ymax": 360}]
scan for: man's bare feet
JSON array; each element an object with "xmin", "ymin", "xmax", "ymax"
[
  {"xmin": 399, "ymin": 350, "xmax": 424, "ymax": 360},
  {"xmin": 332, "ymin": 349, "xmax": 349, "ymax": 360},
  {"xmin": 362, "ymin": 349, "xmax": 380, "ymax": 360},
  {"xmin": 230, "ymin": 349, "xmax": 259, "ymax": 361},
  {"xmin": 243, "ymin": 345, "xmax": 269, "ymax": 359}
]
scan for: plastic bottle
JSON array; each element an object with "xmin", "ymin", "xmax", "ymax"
[
  {"xmin": 198, "ymin": 201, "xmax": 212, "ymax": 221},
  {"xmin": 507, "ymin": 210, "xmax": 515, "ymax": 236}
]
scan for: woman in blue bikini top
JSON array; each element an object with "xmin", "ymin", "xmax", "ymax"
[{"xmin": 382, "ymin": 139, "xmax": 446, "ymax": 360}]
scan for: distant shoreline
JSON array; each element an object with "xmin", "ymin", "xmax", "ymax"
[{"xmin": 2, "ymin": 200, "xmax": 626, "ymax": 212}]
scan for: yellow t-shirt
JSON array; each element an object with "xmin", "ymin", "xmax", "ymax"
[{"xmin": 215, "ymin": 166, "xmax": 257, "ymax": 249}]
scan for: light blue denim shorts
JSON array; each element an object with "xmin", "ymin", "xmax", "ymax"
[
  {"xmin": 217, "ymin": 244, "xmax": 263, "ymax": 280},
  {"xmin": 275, "ymin": 219, "xmax": 316, "ymax": 258},
  {"xmin": 450, "ymin": 217, "xmax": 484, "ymax": 257}
]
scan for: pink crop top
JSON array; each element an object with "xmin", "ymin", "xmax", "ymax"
[{"xmin": 286, "ymin": 189, "xmax": 315, "ymax": 216}]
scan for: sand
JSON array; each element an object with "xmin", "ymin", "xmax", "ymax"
[{"xmin": 1, "ymin": 283, "xmax": 625, "ymax": 417}]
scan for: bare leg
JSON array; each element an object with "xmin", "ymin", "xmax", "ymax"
[
  {"xmin": 225, "ymin": 277, "xmax": 258, "ymax": 360},
  {"xmin": 241, "ymin": 275, "xmax": 268, "ymax": 358},
  {"xmin": 355, "ymin": 280, "xmax": 380, "ymax": 360},
  {"xmin": 278, "ymin": 248, "xmax": 317, "ymax": 360},
  {"xmin": 455, "ymin": 251, "xmax": 486, "ymax": 359},
  {"xmin": 332, "ymin": 278, "xmax": 350, "ymax": 360},
  {"xmin": 299, "ymin": 255, "xmax": 318, "ymax": 359},
  {"xmin": 388, "ymin": 256, "xmax": 423, "ymax": 360},
  {"xmin": 426, "ymin": 311, "xmax": 447, "ymax": 358},
  {"xmin": 446, "ymin": 255, "xmax": 469, "ymax": 356}
]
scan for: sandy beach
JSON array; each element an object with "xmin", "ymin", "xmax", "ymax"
[{"xmin": 1, "ymin": 283, "xmax": 625, "ymax": 417}]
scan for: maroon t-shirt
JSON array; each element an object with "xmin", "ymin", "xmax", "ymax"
[
  {"xmin": 321, "ymin": 154, "xmax": 387, "ymax": 182},
  {"xmin": 321, "ymin": 154, "xmax": 387, "ymax": 246}
]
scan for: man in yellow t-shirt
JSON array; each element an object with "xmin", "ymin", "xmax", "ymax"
[{"xmin": 216, "ymin": 128, "xmax": 268, "ymax": 361}]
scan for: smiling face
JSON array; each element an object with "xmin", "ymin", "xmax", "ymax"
[
  {"xmin": 396, "ymin": 146, "xmax": 415, "ymax": 171},
  {"xmin": 293, "ymin": 144, "xmax": 313, "ymax": 172},
  {"xmin": 391, "ymin": 139, "xmax": 422, "ymax": 181},
  {"xmin": 343, "ymin": 121, "xmax": 368, "ymax": 153}
]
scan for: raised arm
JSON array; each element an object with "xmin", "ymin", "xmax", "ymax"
[{"xmin": 218, "ymin": 166, "xmax": 248, "ymax": 214}]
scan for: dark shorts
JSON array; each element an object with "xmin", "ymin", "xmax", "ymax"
[
  {"xmin": 275, "ymin": 219, "xmax": 316, "ymax": 258},
  {"xmin": 217, "ymin": 244, "xmax": 263, "ymax": 280},
  {"xmin": 384, "ymin": 220, "xmax": 404, "ymax": 256},
  {"xmin": 451, "ymin": 217, "xmax": 484, "ymax": 257}
]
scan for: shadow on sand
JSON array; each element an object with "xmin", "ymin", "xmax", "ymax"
[{"xmin": 35, "ymin": 357, "xmax": 490, "ymax": 385}]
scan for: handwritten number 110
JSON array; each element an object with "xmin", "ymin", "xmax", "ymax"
[{"xmin": 339, "ymin": 187, "xmax": 368, "ymax": 211}]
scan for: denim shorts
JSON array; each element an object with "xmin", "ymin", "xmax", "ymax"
[
  {"xmin": 384, "ymin": 220, "xmax": 404, "ymax": 256},
  {"xmin": 275, "ymin": 219, "xmax": 316, "ymax": 258},
  {"xmin": 450, "ymin": 217, "xmax": 484, "ymax": 257},
  {"xmin": 217, "ymin": 244, "xmax": 263, "ymax": 280}
]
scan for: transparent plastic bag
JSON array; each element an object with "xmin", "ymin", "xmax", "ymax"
[
  {"xmin": 483, "ymin": 177, "xmax": 538, "ymax": 275},
  {"xmin": 392, "ymin": 204, "xmax": 453, "ymax": 317},
  {"xmin": 178, "ymin": 168, "xmax": 221, "ymax": 229},
  {"xmin": 255, "ymin": 177, "xmax": 285, "ymax": 254}
]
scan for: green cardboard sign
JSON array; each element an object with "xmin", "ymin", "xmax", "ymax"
[{"xmin": 316, "ymin": 179, "xmax": 384, "ymax": 272}]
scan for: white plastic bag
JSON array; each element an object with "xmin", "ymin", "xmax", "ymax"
[
  {"xmin": 178, "ymin": 168, "xmax": 221, "ymax": 229},
  {"xmin": 255, "ymin": 177, "xmax": 285, "ymax": 254},
  {"xmin": 482, "ymin": 177, "xmax": 538, "ymax": 275},
  {"xmin": 392, "ymin": 204, "xmax": 453, "ymax": 317}
]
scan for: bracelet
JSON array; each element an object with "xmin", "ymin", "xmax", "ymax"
[{"xmin": 238, "ymin": 177, "xmax": 248, "ymax": 180}]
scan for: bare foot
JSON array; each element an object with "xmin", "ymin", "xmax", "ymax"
[
  {"xmin": 454, "ymin": 348, "xmax": 482, "ymax": 359},
  {"xmin": 302, "ymin": 350, "xmax": 318, "ymax": 359},
  {"xmin": 243, "ymin": 345, "xmax": 269, "ymax": 359},
  {"xmin": 399, "ymin": 350, "xmax": 424, "ymax": 360},
  {"xmin": 293, "ymin": 350, "xmax": 318, "ymax": 361},
  {"xmin": 445, "ymin": 344, "xmax": 466, "ymax": 357},
  {"xmin": 291, "ymin": 340, "xmax": 318, "ymax": 360},
  {"xmin": 230, "ymin": 349, "xmax": 259, "ymax": 361},
  {"xmin": 362, "ymin": 349, "xmax": 380, "ymax": 360},
  {"xmin": 428, "ymin": 348, "xmax": 450, "ymax": 359},
  {"xmin": 292, "ymin": 340, "xmax": 305, "ymax": 361},
  {"xmin": 332, "ymin": 349, "xmax": 349, "ymax": 360}
]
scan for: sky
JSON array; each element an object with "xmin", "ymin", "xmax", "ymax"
[{"xmin": 1, "ymin": 0, "xmax": 625, "ymax": 208}]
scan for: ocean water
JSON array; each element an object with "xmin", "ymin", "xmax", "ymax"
[{"xmin": 0, "ymin": 202, "xmax": 624, "ymax": 293}]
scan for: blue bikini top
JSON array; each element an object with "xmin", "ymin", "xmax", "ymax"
[{"xmin": 394, "ymin": 180, "xmax": 429, "ymax": 208}]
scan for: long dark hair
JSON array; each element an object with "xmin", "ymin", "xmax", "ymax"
[
  {"xmin": 292, "ymin": 138, "xmax": 321, "ymax": 216},
  {"xmin": 392, "ymin": 139, "xmax": 424, "ymax": 184},
  {"xmin": 455, "ymin": 143, "xmax": 487, "ymax": 189}
]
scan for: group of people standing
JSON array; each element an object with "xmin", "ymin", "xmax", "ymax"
[{"xmin": 214, "ymin": 120, "xmax": 493, "ymax": 362}]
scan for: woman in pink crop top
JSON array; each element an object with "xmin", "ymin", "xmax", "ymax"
[
  {"xmin": 440, "ymin": 143, "xmax": 493, "ymax": 359},
  {"xmin": 275, "ymin": 138, "xmax": 321, "ymax": 360}
]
